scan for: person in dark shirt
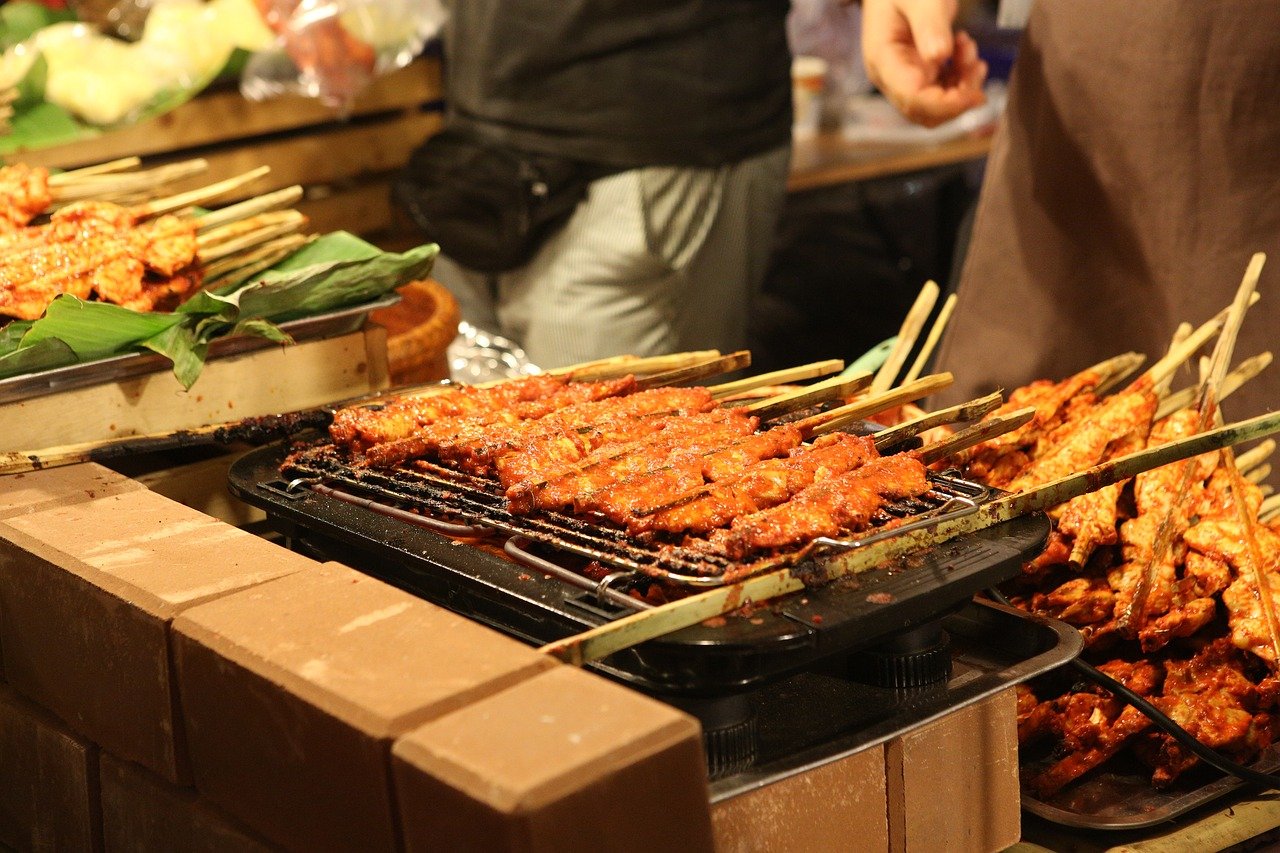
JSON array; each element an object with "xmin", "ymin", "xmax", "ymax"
[{"xmin": 425, "ymin": 0, "xmax": 795, "ymax": 370}]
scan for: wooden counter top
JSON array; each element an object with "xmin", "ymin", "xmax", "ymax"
[{"xmin": 787, "ymin": 129, "xmax": 993, "ymax": 192}]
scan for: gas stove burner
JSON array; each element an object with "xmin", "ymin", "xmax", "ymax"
[
  {"xmin": 669, "ymin": 694, "xmax": 759, "ymax": 780},
  {"xmin": 847, "ymin": 620, "xmax": 953, "ymax": 689}
]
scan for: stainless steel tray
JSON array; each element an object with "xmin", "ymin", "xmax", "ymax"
[
  {"xmin": 0, "ymin": 294, "xmax": 398, "ymax": 405},
  {"xmin": 708, "ymin": 599, "xmax": 1083, "ymax": 802},
  {"xmin": 1021, "ymin": 744, "xmax": 1280, "ymax": 830}
]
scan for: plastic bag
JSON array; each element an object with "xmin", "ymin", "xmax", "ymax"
[{"xmin": 241, "ymin": 0, "xmax": 445, "ymax": 112}]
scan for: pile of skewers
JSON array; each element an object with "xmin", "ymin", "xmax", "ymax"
[
  {"xmin": 940, "ymin": 256, "xmax": 1280, "ymax": 798},
  {"xmin": 0, "ymin": 158, "xmax": 311, "ymax": 320}
]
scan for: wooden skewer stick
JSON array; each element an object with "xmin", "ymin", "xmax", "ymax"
[
  {"xmin": 1236, "ymin": 439, "xmax": 1276, "ymax": 477},
  {"xmin": 200, "ymin": 235, "xmax": 312, "ymax": 289},
  {"xmin": 51, "ymin": 159, "xmax": 212, "ymax": 203},
  {"xmin": 1152, "ymin": 322, "xmax": 1194, "ymax": 397},
  {"xmin": 1246, "ymin": 463, "xmax": 1272, "ymax": 486},
  {"xmin": 46, "ymin": 157, "xmax": 143, "ymax": 185},
  {"xmin": 133, "ymin": 166, "xmax": 271, "ymax": 219},
  {"xmin": 902, "ymin": 292, "xmax": 957, "ymax": 386},
  {"xmin": 1137, "ymin": 292, "xmax": 1261, "ymax": 391},
  {"xmin": 802, "ymin": 372, "xmax": 954, "ymax": 437},
  {"xmin": 1260, "ymin": 493, "xmax": 1280, "ymax": 525},
  {"xmin": 864, "ymin": 391, "xmax": 1004, "ymax": 451},
  {"xmin": 196, "ymin": 187, "xmax": 305, "ymax": 233},
  {"xmin": 197, "ymin": 212, "xmax": 308, "ymax": 263},
  {"xmin": 549, "ymin": 351, "xmax": 721, "ymax": 381},
  {"xmin": 1155, "ymin": 352, "xmax": 1272, "ymax": 421},
  {"xmin": 540, "ymin": 408, "xmax": 1280, "ymax": 666},
  {"xmin": 633, "ymin": 351, "xmax": 752, "ymax": 390},
  {"xmin": 708, "ymin": 359, "xmax": 844, "ymax": 399},
  {"xmin": 871, "ymin": 280, "xmax": 939, "ymax": 395},
  {"xmin": 197, "ymin": 210, "xmax": 306, "ymax": 250},
  {"xmin": 1088, "ymin": 351, "xmax": 1148, "ymax": 397},
  {"xmin": 742, "ymin": 372, "xmax": 873, "ymax": 418},
  {"xmin": 915, "ymin": 407, "xmax": 1036, "ymax": 466}
]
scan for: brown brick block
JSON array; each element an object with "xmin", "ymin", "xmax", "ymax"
[
  {"xmin": 0, "ymin": 683, "xmax": 100, "ymax": 852},
  {"xmin": 172, "ymin": 561, "xmax": 555, "ymax": 853},
  {"xmin": 99, "ymin": 752, "xmax": 277, "ymax": 853},
  {"xmin": 393, "ymin": 666, "xmax": 715, "ymax": 853},
  {"xmin": 0, "ymin": 489, "xmax": 313, "ymax": 784},
  {"xmin": 0, "ymin": 463, "xmax": 142, "ymax": 521},
  {"xmin": 886, "ymin": 688, "xmax": 1021, "ymax": 853},
  {"xmin": 712, "ymin": 745, "xmax": 888, "ymax": 852}
]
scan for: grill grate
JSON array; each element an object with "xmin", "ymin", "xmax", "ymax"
[{"xmin": 279, "ymin": 444, "xmax": 992, "ymax": 589}]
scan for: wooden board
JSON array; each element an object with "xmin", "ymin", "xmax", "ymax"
[
  {"xmin": 14, "ymin": 60, "xmax": 444, "ymax": 170},
  {"xmin": 0, "ymin": 325, "xmax": 389, "ymax": 451}
]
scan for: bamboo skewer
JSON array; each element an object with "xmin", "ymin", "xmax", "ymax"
[
  {"xmin": 548, "ymin": 351, "xmax": 722, "ymax": 382},
  {"xmin": 870, "ymin": 281, "xmax": 939, "ymax": 395},
  {"xmin": 902, "ymin": 292, "xmax": 957, "ymax": 386},
  {"xmin": 867, "ymin": 391, "xmax": 1003, "ymax": 453},
  {"xmin": 1246, "ymin": 464, "xmax": 1272, "ymax": 485},
  {"xmin": 633, "ymin": 351, "xmax": 752, "ymax": 389},
  {"xmin": 1155, "ymin": 352, "xmax": 1271, "ymax": 421},
  {"xmin": 1089, "ymin": 352, "xmax": 1147, "ymax": 397},
  {"xmin": 1260, "ymin": 494, "xmax": 1280, "ymax": 525},
  {"xmin": 196, "ymin": 212, "xmax": 308, "ymax": 263},
  {"xmin": 46, "ymin": 157, "xmax": 143, "ymax": 186},
  {"xmin": 1135, "ymin": 292, "xmax": 1261, "ymax": 391},
  {"xmin": 133, "ymin": 166, "xmax": 271, "ymax": 219},
  {"xmin": 742, "ymin": 372, "xmax": 873, "ymax": 418},
  {"xmin": 540, "ymin": 408, "xmax": 1280, "ymax": 666},
  {"xmin": 708, "ymin": 359, "xmax": 844, "ymax": 399},
  {"xmin": 1236, "ymin": 439, "xmax": 1276, "ymax": 477},
  {"xmin": 1152, "ymin": 322, "xmax": 1194, "ymax": 397},
  {"xmin": 200, "ymin": 235, "xmax": 313, "ymax": 290},
  {"xmin": 915, "ymin": 407, "xmax": 1036, "ymax": 466},
  {"xmin": 51, "ymin": 159, "xmax": 212, "ymax": 203},
  {"xmin": 803, "ymin": 372, "xmax": 954, "ymax": 437},
  {"xmin": 195, "ymin": 186, "xmax": 305, "ymax": 232}
]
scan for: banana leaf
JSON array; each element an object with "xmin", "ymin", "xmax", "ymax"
[{"xmin": 0, "ymin": 234, "xmax": 438, "ymax": 389}]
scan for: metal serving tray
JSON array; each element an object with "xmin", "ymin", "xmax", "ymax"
[
  {"xmin": 1021, "ymin": 744, "xmax": 1280, "ymax": 830},
  {"xmin": 708, "ymin": 599, "xmax": 1084, "ymax": 801},
  {"xmin": 0, "ymin": 294, "xmax": 398, "ymax": 405}
]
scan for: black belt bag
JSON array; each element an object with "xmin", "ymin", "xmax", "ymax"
[{"xmin": 393, "ymin": 128, "xmax": 600, "ymax": 274}]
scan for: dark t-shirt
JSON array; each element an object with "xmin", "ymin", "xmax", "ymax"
[{"xmin": 443, "ymin": 0, "xmax": 793, "ymax": 169}]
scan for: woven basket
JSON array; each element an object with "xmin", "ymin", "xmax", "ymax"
[{"xmin": 370, "ymin": 279, "xmax": 461, "ymax": 385}]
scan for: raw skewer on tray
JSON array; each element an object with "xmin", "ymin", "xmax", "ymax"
[{"xmin": 0, "ymin": 167, "xmax": 310, "ymax": 320}]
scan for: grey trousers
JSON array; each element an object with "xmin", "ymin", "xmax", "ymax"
[{"xmin": 433, "ymin": 145, "xmax": 791, "ymax": 371}]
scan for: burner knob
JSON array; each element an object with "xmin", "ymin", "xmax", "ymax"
[
  {"xmin": 848, "ymin": 622, "xmax": 952, "ymax": 689},
  {"xmin": 703, "ymin": 715, "xmax": 759, "ymax": 780},
  {"xmin": 666, "ymin": 693, "xmax": 758, "ymax": 780}
]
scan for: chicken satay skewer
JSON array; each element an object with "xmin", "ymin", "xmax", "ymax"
[
  {"xmin": 706, "ymin": 359, "xmax": 845, "ymax": 399},
  {"xmin": 543, "ymin": 408, "xmax": 1280, "ymax": 666},
  {"xmin": 1259, "ymin": 494, "xmax": 1280, "ymax": 525},
  {"xmin": 49, "ymin": 159, "xmax": 212, "ymax": 205},
  {"xmin": 1156, "ymin": 352, "xmax": 1272, "ymax": 421},
  {"xmin": 195, "ymin": 186, "xmax": 305, "ymax": 232},
  {"xmin": 1237, "ymin": 439, "xmax": 1276, "ymax": 479},
  {"xmin": 200, "ymin": 235, "xmax": 314, "ymax": 290},
  {"xmin": 1120, "ymin": 255, "xmax": 1276, "ymax": 655}
]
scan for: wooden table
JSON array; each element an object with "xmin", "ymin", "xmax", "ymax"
[{"xmin": 787, "ymin": 129, "xmax": 993, "ymax": 192}]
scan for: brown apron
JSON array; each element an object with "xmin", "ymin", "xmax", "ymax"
[{"xmin": 934, "ymin": 0, "xmax": 1280, "ymax": 428}]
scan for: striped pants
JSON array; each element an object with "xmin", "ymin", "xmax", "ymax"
[{"xmin": 432, "ymin": 145, "xmax": 791, "ymax": 371}]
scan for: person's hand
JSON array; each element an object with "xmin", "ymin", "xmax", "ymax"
[{"xmin": 861, "ymin": 0, "xmax": 988, "ymax": 128}]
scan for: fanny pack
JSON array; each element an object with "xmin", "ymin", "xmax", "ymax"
[{"xmin": 393, "ymin": 127, "xmax": 602, "ymax": 274}]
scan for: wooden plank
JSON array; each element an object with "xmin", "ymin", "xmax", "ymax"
[
  {"xmin": 787, "ymin": 132, "xmax": 992, "ymax": 192},
  {"xmin": 0, "ymin": 326, "xmax": 389, "ymax": 450},
  {"xmin": 296, "ymin": 181, "xmax": 401, "ymax": 240},
  {"xmin": 16, "ymin": 58, "xmax": 444, "ymax": 169},
  {"xmin": 152, "ymin": 112, "xmax": 444, "ymax": 205}
]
